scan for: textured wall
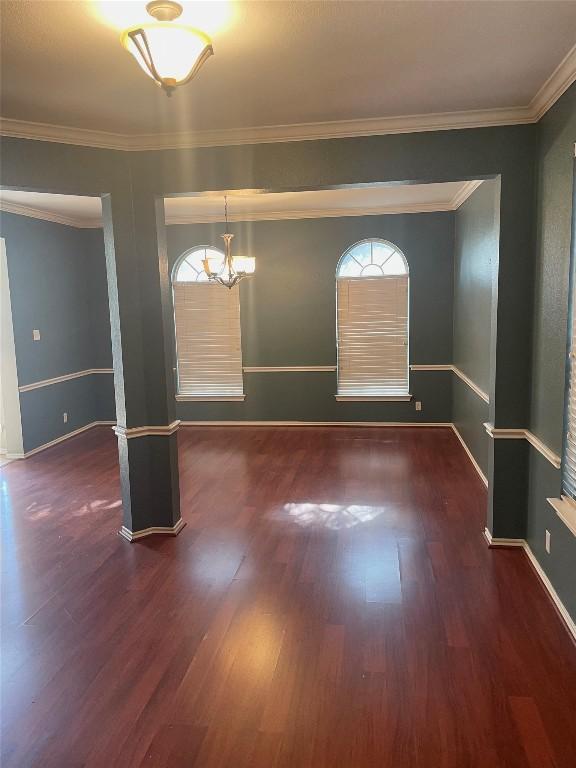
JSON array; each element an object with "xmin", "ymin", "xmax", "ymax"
[
  {"xmin": 452, "ymin": 377, "xmax": 489, "ymax": 475},
  {"xmin": 451, "ymin": 179, "xmax": 499, "ymax": 473},
  {"xmin": 530, "ymin": 85, "xmax": 576, "ymax": 452},
  {"xmin": 167, "ymin": 212, "xmax": 454, "ymax": 422},
  {"xmin": 453, "ymin": 180, "xmax": 498, "ymax": 393},
  {"xmin": 0, "ymin": 213, "xmax": 113, "ymax": 451},
  {"xmin": 525, "ymin": 82, "xmax": 576, "ymax": 622}
]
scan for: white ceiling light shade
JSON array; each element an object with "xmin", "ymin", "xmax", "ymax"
[{"xmin": 120, "ymin": 1, "xmax": 213, "ymax": 96}]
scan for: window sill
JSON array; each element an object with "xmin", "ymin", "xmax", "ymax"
[
  {"xmin": 335, "ymin": 394, "xmax": 412, "ymax": 402},
  {"xmin": 176, "ymin": 394, "xmax": 246, "ymax": 402},
  {"xmin": 547, "ymin": 496, "xmax": 576, "ymax": 537}
]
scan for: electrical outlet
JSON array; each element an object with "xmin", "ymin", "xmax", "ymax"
[
  {"xmin": 63, "ymin": 412, "xmax": 68, "ymax": 424},
  {"xmin": 32, "ymin": 329, "xmax": 40, "ymax": 341},
  {"xmin": 415, "ymin": 401, "xmax": 422, "ymax": 411},
  {"xmin": 545, "ymin": 529, "xmax": 551, "ymax": 554}
]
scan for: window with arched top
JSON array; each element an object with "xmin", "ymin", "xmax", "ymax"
[
  {"xmin": 173, "ymin": 245, "xmax": 223, "ymax": 283},
  {"xmin": 336, "ymin": 239, "xmax": 409, "ymax": 399},
  {"xmin": 172, "ymin": 247, "xmax": 244, "ymax": 400}
]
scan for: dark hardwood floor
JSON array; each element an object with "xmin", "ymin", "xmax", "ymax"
[{"xmin": 1, "ymin": 425, "xmax": 575, "ymax": 767}]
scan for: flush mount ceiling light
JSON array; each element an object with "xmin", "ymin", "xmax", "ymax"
[
  {"xmin": 203, "ymin": 197, "xmax": 256, "ymax": 289},
  {"xmin": 120, "ymin": 1, "xmax": 213, "ymax": 96}
]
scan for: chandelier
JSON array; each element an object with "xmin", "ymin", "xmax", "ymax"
[
  {"xmin": 202, "ymin": 197, "xmax": 256, "ymax": 289},
  {"xmin": 121, "ymin": 1, "xmax": 213, "ymax": 96}
]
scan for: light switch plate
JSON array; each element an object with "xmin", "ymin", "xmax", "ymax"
[
  {"xmin": 32, "ymin": 329, "xmax": 40, "ymax": 341},
  {"xmin": 415, "ymin": 401, "xmax": 422, "ymax": 411},
  {"xmin": 545, "ymin": 529, "xmax": 551, "ymax": 554}
]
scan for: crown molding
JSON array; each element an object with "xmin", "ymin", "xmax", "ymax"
[
  {"xmin": 2, "ymin": 41, "xmax": 575, "ymax": 153},
  {"xmin": 449, "ymin": 180, "xmax": 484, "ymax": 209},
  {"xmin": 166, "ymin": 199, "xmax": 472, "ymax": 225},
  {"xmin": 0, "ymin": 186, "xmax": 484, "ymax": 228},
  {"xmin": 0, "ymin": 118, "xmax": 134, "ymax": 150},
  {"xmin": 0, "ymin": 106, "xmax": 535, "ymax": 153},
  {"xmin": 530, "ymin": 43, "xmax": 576, "ymax": 120},
  {"xmin": 0, "ymin": 200, "xmax": 101, "ymax": 229}
]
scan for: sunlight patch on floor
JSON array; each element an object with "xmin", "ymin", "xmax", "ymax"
[{"xmin": 280, "ymin": 502, "xmax": 386, "ymax": 530}]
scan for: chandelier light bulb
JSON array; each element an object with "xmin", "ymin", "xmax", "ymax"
[{"xmin": 202, "ymin": 198, "xmax": 256, "ymax": 288}]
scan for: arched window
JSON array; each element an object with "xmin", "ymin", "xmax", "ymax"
[
  {"xmin": 172, "ymin": 247, "xmax": 244, "ymax": 400},
  {"xmin": 336, "ymin": 239, "xmax": 409, "ymax": 399}
]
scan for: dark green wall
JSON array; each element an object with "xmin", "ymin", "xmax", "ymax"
[
  {"xmin": 525, "ymin": 83, "xmax": 576, "ymax": 621},
  {"xmin": 452, "ymin": 377, "xmax": 489, "ymax": 475},
  {"xmin": 0, "ymin": 212, "xmax": 114, "ymax": 452},
  {"xmin": 167, "ymin": 212, "xmax": 454, "ymax": 422},
  {"xmin": 531, "ymin": 86, "xmax": 576, "ymax": 452},
  {"xmin": 453, "ymin": 180, "xmax": 499, "ymax": 393},
  {"xmin": 451, "ymin": 179, "xmax": 499, "ymax": 474}
]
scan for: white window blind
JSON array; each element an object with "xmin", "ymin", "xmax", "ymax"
[
  {"xmin": 337, "ymin": 274, "xmax": 409, "ymax": 396},
  {"xmin": 563, "ymin": 302, "xmax": 576, "ymax": 499},
  {"xmin": 173, "ymin": 282, "xmax": 244, "ymax": 397}
]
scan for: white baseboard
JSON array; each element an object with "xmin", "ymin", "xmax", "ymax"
[
  {"xmin": 179, "ymin": 420, "xmax": 453, "ymax": 428},
  {"xmin": 17, "ymin": 421, "xmax": 115, "ymax": 459},
  {"xmin": 484, "ymin": 528, "xmax": 576, "ymax": 642},
  {"xmin": 483, "ymin": 527, "xmax": 524, "ymax": 547},
  {"xmin": 14, "ymin": 420, "xmax": 454, "ymax": 457},
  {"xmin": 451, "ymin": 425, "xmax": 488, "ymax": 487},
  {"xmin": 119, "ymin": 517, "xmax": 186, "ymax": 542},
  {"xmin": 522, "ymin": 543, "xmax": 576, "ymax": 642}
]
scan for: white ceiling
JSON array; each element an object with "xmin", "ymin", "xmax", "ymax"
[
  {"xmin": 0, "ymin": 180, "xmax": 483, "ymax": 227},
  {"xmin": 1, "ymin": 1, "xmax": 575, "ymax": 148}
]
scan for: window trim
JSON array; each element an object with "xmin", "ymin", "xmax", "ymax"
[
  {"xmin": 335, "ymin": 239, "xmax": 410, "ymax": 399},
  {"xmin": 176, "ymin": 394, "xmax": 246, "ymax": 402},
  {"xmin": 335, "ymin": 394, "xmax": 412, "ymax": 402},
  {"xmin": 172, "ymin": 246, "xmax": 245, "ymax": 401},
  {"xmin": 172, "ymin": 244, "xmax": 223, "ymax": 284}
]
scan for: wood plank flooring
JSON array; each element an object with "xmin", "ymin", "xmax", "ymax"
[{"xmin": 1, "ymin": 425, "xmax": 575, "ymax": 767}]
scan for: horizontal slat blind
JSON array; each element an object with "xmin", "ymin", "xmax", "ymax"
[
  {"xmin": 173, "ymin": 282, "xmax": 244, "ymax": 397},
  {"xmin": 563, "ymin": 301, "xmax": 576, "ymax": 498},
  {"xmin": 337, "ymin": 276, "xmax": 409, "ymax": 396}
]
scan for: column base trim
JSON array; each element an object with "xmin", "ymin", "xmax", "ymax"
[
  {"xmin": 119, "ymin": 518, "xmax": 186, "ymax": 542},
  {"xmin": 483, "ymin": 528, "xmax": 576, "ymax": 642},
  {"xmin": 113, "ymin": 420, "xmax": 181, "ymax": 439}
]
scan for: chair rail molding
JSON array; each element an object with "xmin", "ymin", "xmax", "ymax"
[
  {"xmin": 19, "ymin": 368, "xmax": 114, "ymax": 393},
  {"xmin": 484, "ymin": 423, "xmax": 561, "ymax": 469},
  {"xmin": 410, "ymin": 364, "xmax": 489, "ymax": 403}
]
